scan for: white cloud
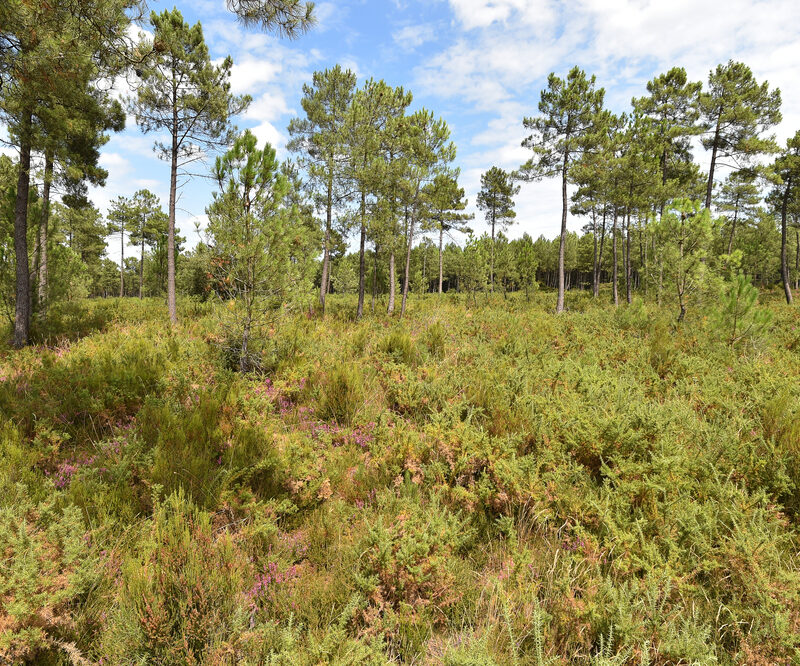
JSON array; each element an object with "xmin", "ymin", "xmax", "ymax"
[
  {"xmin": 393, "ymin": 24, "xmax": 436, "ymax": 49},
  {"xmin": 418, "ymin": 0, "xmax": 800, "ymax": 239}
]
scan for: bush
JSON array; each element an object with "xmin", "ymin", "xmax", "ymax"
[
  {"xmin": 319, "ymin": 363, "xmax": 365, "ymax": 426},
  {"xmin": 380, "ymin": 327, "xmax": 418, "ymax": 365},
  {"xmin": 0, "ymin": 483, "xmax": 97, "ymax": 664},
  {"xmin": 101, "ymin": 489, "xmax": 251, "ymax": 664}
]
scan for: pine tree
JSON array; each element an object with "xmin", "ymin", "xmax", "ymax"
[
  {"xmin": 399, "ymin": 110, "xmax": 456, "ymax": 317},
  {"xmin": 770, "ymin": 130, "xmax": 800, "ymax": 304},
  {"xmin": 225, "ymin": 0, "xmax": 315, "ymax": 35},
  {"xmin": 477, "ymin": 166, "xmax": 519, "ymax": 293},
  {"xmin": 287, "ymin": 66, "xmax": 357, "ymax": 314},
  {"xmin": 423, "ymin": 174, "xmax": 472, "ymax": 294},
  {"xmin": 129, "ymin": 8, "xmax": 249, "ymax": 324},
  {"xmin": 715, "ymin": 171, "xmax": 761, "ymax": 256},
  {"xmin": 518, "ymin": 66, "xmax": 605, "ymax": 312},
  {"xmin": 206, "ymin": 130, "xmax": 292, "ymax": 372},
  {"xmin": 700, "ymin": 61, "xmax": 781, "ymax": 210},
  {"xmin": 0, "ymin": 0, "xmax": 137, "ymax": 345},
  {"xmin": 632, "ymin": 67, "xmax": 703, "ymax": 206}
]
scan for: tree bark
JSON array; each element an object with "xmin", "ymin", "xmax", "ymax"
[
  {"xmin": 357, "ymin": 190, "xmax": 366, "ymax": 318},
  {"xmin": 704, "ymin": 111, "xmax": 722, "ymax": 210},
  {"xmin": 13, "ymin": 112, "xmax": 33, "ymax": 348},
  {"xmin": 37, "ymin": 150, "xmax": 54, "ymax": 313},
  {"xmin": 625, "ymin": 210, "xmax": 632, "ymax": 304},
  {"xmin": 120, "ymin": 223, "xmax": 125, "ymax": 298},
  {"xmin": 139, "ymin": 235, "xmax": 145, "ymax": 299},
  {"xmin": 320, "ymin": 177, "xmax": 332, "ymax": 314},
  {"xmin": 556, "ymin": 154, "xmax": 568, "ymax": 313},
  {"xmin": 612, "ymin": 207, "xmax": 619, "ymax": 307},
  {"xmin": 490, "ymin": 205, "xmax": 496, "ymax": 293},
  {"xmin": 401, "ymin": 211, "xmax": 414, "ymax": 318},
  {"xmin": 438, "ymin": 226, "xmax": 444, "ymax": 294},
  {"xmin": 372, "ymin": 244, "xmax": 379, "ymax": 313},
  {"xmin": 595, "ymin": 206, "xmax": 607, "ymax": 298},
  {"xmin": 167, "ymin": 103, "xmax": 178, "ymax": 324},
  {"xmin": 387, "ymin": 250, "xmax": 396, "ymax": 315},
  {"xmin": 780, "ymin": 177, "xmax": 794, "ymax": 304}
]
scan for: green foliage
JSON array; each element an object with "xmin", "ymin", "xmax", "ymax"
[
  {"xmin": 319, "ymin": 362, "xmax": 365, "ymax": 426},
  {"xmin": 101, "ymin": 488, "xmax": 251, "ymax": 664},
  {"xmin": 0, "ymin": 482, "xmax": 97, "ymax": 664},
  {"xmin": 711, "ymin": 272, "xmax": 773, "ymax": 345},
  {"xmin": 380, "ymin": 326, "xmax": 418, "ymax": 365},
  {"xmin": 2, "ymin": 294, "xmax": 800, "ymax": 664}
]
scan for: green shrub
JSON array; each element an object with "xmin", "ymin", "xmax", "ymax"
[
  {"xmin": 424, "ymin": 321, "xmax": 447, "ymax": 358},
  {"xmin": 0, "ymin": 484, "xmax": 97, "ymax": 664},
  {"xmin": 380, "ymin": 327, "xmax": 418, "ymax": 365},
  {"xmin": 101, "ymin": 489, "xmax": 251, "ymax": 664},
  {"xmin": 319, "ymin": 363, "xmax": 365, "ymax": 426}
]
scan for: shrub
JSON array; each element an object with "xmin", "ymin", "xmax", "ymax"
[
  {"xmin": 380, "ymin": 327, "xmax": 418, "ymax": 365},
  {"xmin": 101, "ymin": 489, "xmax": 251, "ymax": 664},
  {"xmin": 319, "ymin": 363, "xmax": 365, "ymax": 426},
  {"xmin": 0, "ymin": 484, "xmax": 97, "ymax": 664}
]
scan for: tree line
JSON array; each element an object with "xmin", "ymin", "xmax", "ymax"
[{"xmin": 2, "ymin": 0, "xmax": 799, "ymax": 351}]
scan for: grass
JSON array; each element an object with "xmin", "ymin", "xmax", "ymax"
[{"xmin": 1, "ymin": 289, "xmax": 799, "ymax": 664}]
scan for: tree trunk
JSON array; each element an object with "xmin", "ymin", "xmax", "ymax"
[
  {"xmin": 139, "ymin": 236, "xmax": 145, "ymax": 299},
  {"xmin": 556, "ymin": 156, "xmax": 568, "ymax": 313},
  {"xmin": 591, "ymin": 206, "xmax": 598, "ymax": 298},
  {"xmin": 625, "ymin": 210, "xmax": 632, "ymax": 304},
  {"xmin": 320, "ymin": 178, "xmax": 332, "ymax": 314},
  {"xmin": 727, "ymin": 199, "xmax": 739, "ymax": 256},
  {"xmin": 612, "ymin": 208, "xmax": 619, "ymax": 307},
  {"xmin": 438, "ymin": 226, "xmax": 444, "ymax": 294},
  {"xmin": 780, "ymin": 178, "xmax": 793, "ymax": 304},
  {"xmin": 357, "ymin": 190, "xmax": 366, "ymax": 318},
  {"xmin": 387, "ymin": 250, "xmax": 395, "ymax": 314},
  {"xmin": 120, "ymin": 224, "xmax": 125, "ymax": 297},
  {"xmin": 490, "ymin": 206, "xmax": 496, "ymax": 293},
  {"xmin": 596, "ymin": 206, "xmax": 607, "ymax": 298},
  {"xmin": 795, "ymin": 228, "xmax": 799, "ymax": 290},
  {"xmin": 401, "ymin": 213, "xmax": 414, "ymax": 318},
  {"xmin": 240, "ymin": 318, "xmax": 250, "ymax": 373},
  {"xmin": 372, "ymin": 245, "xmax": 379, "ymax": 313},
  {"xmin": 13, "ymin": 113, "xmax": 33, "ymax": 348},
  {"xmin": 37, "ymin": 150, "xmax": 54, "ymax": 313},
  {"xmin": 167, "ymin": 106, "xmax": 178, "ymax": 324},
  {"xmin": 704, "ymin": 111, "xmax": 722, "ymax": 210}
]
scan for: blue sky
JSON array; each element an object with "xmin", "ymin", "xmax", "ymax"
[{"xmin": 91, "ymin": 0, "xmax": 800, "ymax": 260}]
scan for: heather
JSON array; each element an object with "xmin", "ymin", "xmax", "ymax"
[{"xmin": 1, "ymin": 291, "xmax": 799, "ymax": 664}]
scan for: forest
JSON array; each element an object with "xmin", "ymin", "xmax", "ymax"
[{"xmin": 1, "ymin": 0, "xmax": 800, "ymax": 664}]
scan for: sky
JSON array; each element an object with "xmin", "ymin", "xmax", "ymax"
[{"xmin": 86, "ymin": 0, "xmax": 800, "ymax": 260}]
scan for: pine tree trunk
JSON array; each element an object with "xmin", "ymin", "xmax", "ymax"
[
  {"xmin": 795, "ymin": 228, "xmax": 799, "ymax": 290},
  {"xmin": 556, "ymin": 155, "xmax": 568, "ymax": 313},
  {"xmin": 372, "ymin": 245, "xmax": 379, "ymax": 313},
  {"xmin": 625, "ymin": 210, "xmax": 632, "ymax": 304},
  {"xmin": 120, "ymin": 226, "xmax": 125, "ymax": 297},
  {"xmin": 596, "ymin": 207, "xmax": 607, "ymax": 298},
  {"xmin": 167, "ymin": 105, "xmax": 178, "ymax": 324},
  {"xmin": 357, "ymin": 191, "xmax": 366, "ymax": 318},
  {"xmin": 438, "ymin": 226, "xmax": 444, "ymax": 294},
  {"xmin": 591, "ymin": 207, "xmax": 598, "ymax": 298},
  {"xmin": 37, "ymin": 151, "xmax": 54, "ymax": 313},
  {"xmin": 490, "ymin": 207, "xmax": 496, "ymax": 293},
  {"xmin": 727, "ymin": 203, "xmax": 739, "ymax": 256},
  {"xmin": 140, "ymin": 237, "xmax": 145, "ymax": 299},
  {"xmin": 612, "ymin": 208, "xmax": 619, "ymax": 307},
  {"xmin": 387, "ymin": 250, "xmax": 396, "ymax": 315},
  {"xmin": 780, "ymin": 178, "xmax": 794, "ymax": 304},
  {"xmin": 704, "ymin": 112, "xmax": 722, "ymax": 210},
  {"xmin": 320, "ymin": 179, "xmax": 332, "ymax": 314},
  {"xmin": 13, "ymin": 112, "xmax": 33, "ymax": 348},
  {"xmin": 401, "ymin": 214, "xmax": 414, "ymax": 318}
]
